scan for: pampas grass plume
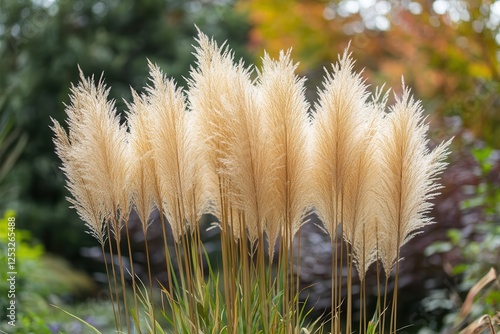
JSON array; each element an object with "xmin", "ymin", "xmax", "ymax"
[
  {"xmin": 311, "ymin": 49, "xmax": 373, "ymax": 240},
  {"xmin": 146, "ymin": 63, "xmax": 205, "ymax": 239},
  {"xmin": 376, "ymin": 85, "xmax": 451, "ymax": 276},
  {"xmin": 125, "ymin": 88, "xmax": 156, "ymax": 232},
  {"xmin": 257, "ymin": 50, "xmax": 311, "ymax": 247},
  {"xmin": 52, "ymin": 70, "xmax": 129, "ymax": 240}
]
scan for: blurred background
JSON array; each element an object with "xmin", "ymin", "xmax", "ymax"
[{"xmin": 0, "ymin": 0, "xmax": 499, "ymax": 333}]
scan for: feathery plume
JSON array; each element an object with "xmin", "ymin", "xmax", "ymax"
[
  {"xmin": 187, "ymin": 31, "xmax": 253, "ymax": 238},
  {"xmin": 376, "ymin": 85, "xmax": 451, "ymax": 276},
  {"xmin": 349, "ymin": 87, "xmax": 390, "ymax": 280},
  {"xmin": 257, "ymin": 50, "xmax": 311, "ymax": 250},
  {"xmin": 311, "ymin": 49, "xmax": 371, "ymax": 242},
  {"xmin": 51, "ymin": 120, "xmax": 107, "ymax": 243},
  {"xmin": 53, "ymin": 71, "xmax": 130, "ymax": 239},
  {"xmin": 146, "ymin": 63, "xmax": 204, "ymax": 240},
  {"xmin": 125, "ymin": 89, "xmax": 156, "ymax": 232},
  {"xmin": 221, "ymin": 63, "xmax": 273, "ymax": 243},
  {"xmin": 188, "ymin": 32, "xmax": 236, "ymax": 175}
]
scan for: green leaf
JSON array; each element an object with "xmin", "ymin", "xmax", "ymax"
[
  {"xmin": 425, "ymin": 241, "xmax": 453, "ymax": 256},
  {"xmin": 471, "ymin": 147, "xmax": 495, "ymax": 174},
  {"xmin": 484, "ymin": 290, "xmax": 500, "ymax": 306},
  {"xmin": 447, "ymin": 228, "xmax": 462, "ymax": 246},
  {"xmin": 452, "ymin": 264, "xmax": 468, "ymax": 275},
  {"xmin": 51, "ymin": 304, "xmax": 103, "ymax": 334}
]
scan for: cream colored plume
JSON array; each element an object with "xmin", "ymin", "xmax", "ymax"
[
  {"xmin": 125, "ymin": 89, "xmax": 156, "ymax": 232},
  {"xmin": 187, "ymin": 32, "xmax": 237, "ymax": 176},
  {"xmin": 348, "ymin": 88, "xmax": 389, "ymax": 280},
  {"xmin": 51, "ymin": 119, "xmax": 107, "ymax": 244},
  {"xmin": 257, "ymin": 50, "xmax": 311, "ymax": 251},
  {"xmin": 376, "ymin": 86, "xmax": 451, "ymax": 276},
  {"xmin": 52, "ymin": 71, "xmax": 130, "ymax": 241},
  {"xmin": 311, "ymin": 49, "xmax": 370, "ymax": 236},
  {"xmin": 220, "ymin": 63, "xmax": 274, "ymax": 243},
  {"xmin": 146, "ymin": 63, "xmax": 205, "ymax": 240},
  {"xmin": 187, "ymin": 31, "xmax": 254, "ymax": 238}
]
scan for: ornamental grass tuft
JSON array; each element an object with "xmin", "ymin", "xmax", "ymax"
[{"xmin": 52, "ymin": 30, "xmax": 451, "ymax": 334}]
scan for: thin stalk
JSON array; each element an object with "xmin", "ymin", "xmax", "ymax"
[
  {"xmin": 358, "ymin": 227, "xmax": 365, "ymax": 334},
  {"xmin": 122, "ymin": 215, "xmax": 142, "ymax": 334},
  {"xmin": 289, "ymin": 228, "xmax": 295, "ymax": 333},
  {"xmin": 358, "ymin": 243, "xmax": 368, "ymax": 334},
  {"xmin": 218, "ymin": 176, "xmax": 234, "ymax": 334},
  {"xmin": 113, "ymin": 227, "xmax": 131, "ymax": 333},
  {"xmin": 178, "ymin": 198, "xmax": 198, "ymax": 332},
  {"xmin": 274, "ymin": 234, "xmax": 283, "ymax": 330},
  {"xmin": 106, "ymin": 221, "xmax": 123, "ymax": 332},
  {"xmin": 285, "ymin": 225, "xmax": 290, "ymax": 324},
  {"xmin": 359, "ymin": 277, "xmax": 364, "ymax": 334},
  {"xmin": 239, "ymin": 213, "xmax": 251, "ymax": 334},
  {"xmin": 228, "ymin": 205, "xmax": 239, "ymax": 334},
  {"xmin": 376, "ymin": 226, "xmax": 382, "ymax": 334},
  {"xmin": 346, "ymin": 242, "xmax": 353, "ymax": 334},
  {"xmin": 390, "ymin": 250, "xmax": 400, "ymax": 334},
  {"xmin": 101, "ymin": 241, "xmax": 119, "ymax": 332},
  {"xmin": 362, "ymin": 227, "xmax": 367, "ymax": 334},
  {"xmin": 157, "ymin": 201, "xmax": 176, "ymax": 331},
  {"xmin": 190, "ymin": 190, "xmax": 204, "ymax": 285},
  {"xmin": 288, "ymin": 224, "xmax": 294, "ymax": 333},
  {"xmin": 363, "ymin": 278, "xmax": 367, "ymax": 334},
  {"xmin": 330, "ymin": 233, "xmax": 336, "ymax": 334},
  {"xmin": 172, "ymin": 233, "xmax": 188, "ymax": 326},
  {"xmin": 381, "ymin": 274, "xmax": 390, "ymax": 333},
  {"xmin": 190, "ymin": 194, "xmax": 209, "ymax": 331},
  {"xmin": 338, "ymin": 193, "xmax": 345, "ymax": 334},
  {"xmin": 257, "ymin": 224, "xmax": 269, "ymax": 333},
  {"xmin": 331, "ymin": 185, "xmax": 341, "ymax": 334},
  {"xmin": 390, "ymin": 143, "xmax": 404, "ymax": 334},
  {"xmin": 295, "ymin": 226, "xmax": 302, "ymax": 333},
  {"xmin": 143, "ymin": 229, "xmax": 156, "ymax": 333}
]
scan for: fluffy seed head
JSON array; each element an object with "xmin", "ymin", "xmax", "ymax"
[
  {"xmin": 257, "ymin": 50, "xmax": 312, "ymax": 251},
  {"xmin": 376, "ymin": 86, "xmax": 451, "ymax": 276}
]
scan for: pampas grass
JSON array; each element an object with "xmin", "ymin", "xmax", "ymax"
[
  {"xmin": 375, "ymin": 85, "xmax": 451, "ymax": 333},
  {"xmin": 258, "ymin": 50, "xmax": 312, "ymax": 245},
  {"xmin": 52, "ymin": 31, "xmax": 451, "ymax": 334},
  {"xmin": 52, "ymin": 71, "xmax": 135, "ymax": 332},
  {"xmin": 257, "ymin": 50, "xmax": 312, "ymax": 332},
  {"xmin": 311, "ymin": 50, "xmax": 374, "ymax": 333}
]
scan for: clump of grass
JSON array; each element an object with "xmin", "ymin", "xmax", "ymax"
[{"xmin": 52, "ymin": 30, "xmax": 451, "ymax": 334}]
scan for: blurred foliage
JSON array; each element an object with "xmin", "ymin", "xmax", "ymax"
[
  {"xmin": 239, "ymin": 0, "xmax": 500, "ymax": 147},
  {"xmin": 0, "ymin": 210, "xmax": 44, "ymax": 319},
  {"xmin": 0, "ymin": 110, "xmax": 28, "ymax": 203},
  {"xmin": 0, "ymin": 210, "xmax": 108, "ymax": 333},
  {"xmin": 0, "ymin": 0, "xmax": 252, "ymax": 262},
  {"xmin": 422, "ymin": 146, "xmax": 500, "ymax": 333}
]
